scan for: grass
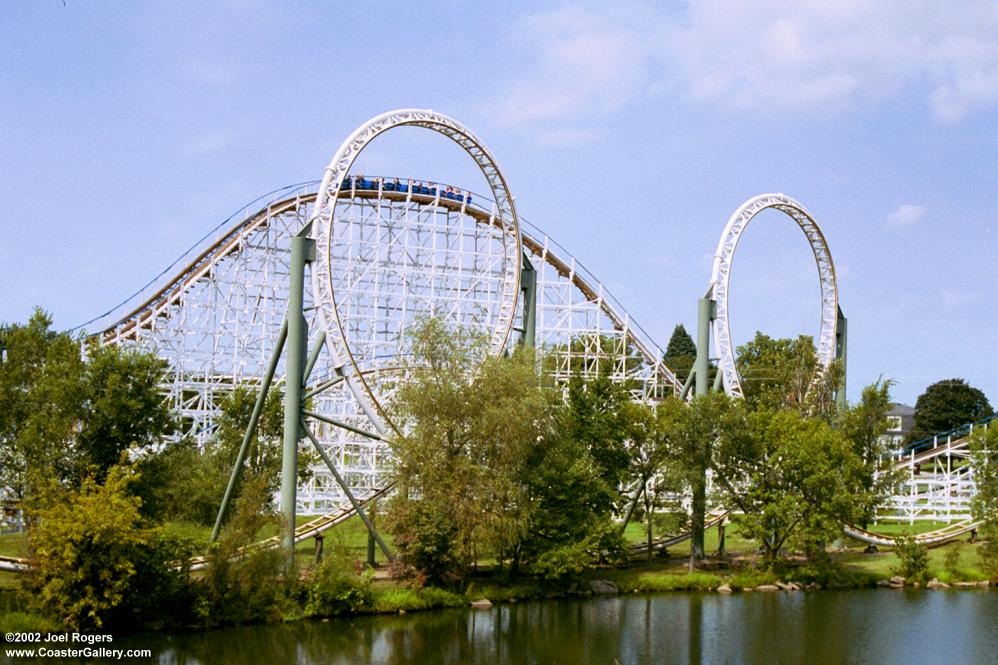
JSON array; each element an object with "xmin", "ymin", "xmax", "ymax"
[
  {"xmin": 0, "ymin": 533, "xmax": 27, "ymax": 558},
  {"xmin": 369, "ymin": 587, "xmax": 465, "ymax": 613},
  {"xmin": 0, "ymin": 589, "xmax": 58, "ymax": 634},
  {"xmin": 857, "ymin": 521, "xmax": 951, "ymax": 536},
  {"xmin": 156, "ymin": 513, "xmax": 395, "ymax": 575}
]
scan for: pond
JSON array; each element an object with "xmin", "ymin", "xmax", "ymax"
[{"xmin": 6, "ymin": 589, "xmax": 998, "ymax": 664}]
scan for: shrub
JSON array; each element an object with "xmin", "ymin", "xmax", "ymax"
[
  {"xmin": 943, "ymin": 545, "xmax": 961, "ymax": 576},
  {"xmin": 199, "ymin": 475, "xmax": 296, "ymax": 626},
  {"xmin": 25, "ymin": 465, "xmax": 195, "ymax": 632},
  {"xmin": 892, "ymin": 535, "xmax": 929, "ymax": 583},
  {"xmin": 384, "ymin": 496, "xmax": 464, "ymax": 586},
  {"xmin": 305, "ymin": 549, "xmax": 373, "ymax": 617},
  {"xmin": 977, "ymin": 535, "xmax": 998, "ymax": 580},
  {"xmin": 530, "ymin": 540, "xmax": 592, "ymax": 581}
]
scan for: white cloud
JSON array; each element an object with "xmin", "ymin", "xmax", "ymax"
[
  {"xmin": 671, "ymin": 0, "xmax": 998, "ymax": 120},
  {"xmin": 494, "ymin": 1, "xmax": 998, "ymax": 126},
  {"xmin": 491, "ymin": 3, "xmax": 666, "ymax": 133},
  {"xmin": 887, "ymin": 204, "xmax": 926, "ymax": 227}
]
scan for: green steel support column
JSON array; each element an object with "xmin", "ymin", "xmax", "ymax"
[
  {"xmin": 301, "ymin": 422, "xmax": 394, "ymax": 560},
  {"xmin": 712, "ymin": 359, "xmax": 724, "ymax": 393},
  {"xmin": 210, "ymin": 319, "xmax": 288, "ymax": 544},
  {"xmin": 678, "ymin": 370, "xmax": 696, "ymax": 400},
  {"xmin": 694, "ymin": 298, "xmax": 715, "ymax": 397},
  {"xmin": 303, "ymin": 331, "xmax": 326, "ymax": 383},
  {"xmin": 520, "ymin": 254, "xmax": 537, "ymax": 348},
  {"xmin": 836, "ymin": 306, "xmax": 848, "ymax": 412},
  {"xmin": 281, "ymin": 236, "xmax": 313, "ymax": 562},
  {"xmin": 302, "ymin": 409, "xmax": 383, "ymax": 441}
]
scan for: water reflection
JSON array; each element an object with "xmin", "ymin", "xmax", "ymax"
[{"xmin": 10, "ymin": 590, "xmax": 997, "ymax": 665}]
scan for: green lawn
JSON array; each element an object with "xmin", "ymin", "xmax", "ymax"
[
  {"xmin": 855, "ymin": 521, "xmax": 952, "ymax": 536},
  {"xmin": 0, "ymin": 533, "xmax": 27, "ymax": 558},
  {"xmin": 1, "ymin": 511, "xmax": 991, "ymax": 589}
]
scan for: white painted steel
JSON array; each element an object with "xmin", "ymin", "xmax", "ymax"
[
  {"xmin": 93, "ymin": 184, "xmax": 674, "ymax": 513},
  {"xmin": 310, "ymin": 110, "xmax": 522, "ymax": 432},
  {"xmin": 709, "ymin": 194, "xmax": 838, "ymax": 398}
]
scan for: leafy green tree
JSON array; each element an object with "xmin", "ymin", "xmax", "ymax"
[
  {"xmin": 836, "ymin": 380, "xmax": 901, "ymax": 527},
  {"xmin": 386, "ymin": 318, "xmax": 556, "ymax": 584},
  {"xmin": 735, "ymin": 333, "xmax": 842, "ymax": 419},
  {"xmin": 1, "ymin": 310, "xmax": 175, "ymax": 498},
  {"xmin": 910, "ymin": 378, "xmax": 993, "ymax": 442},
  {"xmin": 386, "ymin": 318, "xmax": 629, "ymax": 583},
  {"xmin": 25, "ymin": 465, "xmax": 194, "ymax": 631},
  {"xmin": 0, "ymin": 309, "xmax": 86, "ymax": 498},
  {"xmin": 140, "ymin": 386, "xmax": 314, "ymax": 525},
  {"xmin": 620, "ymin": 401, "xmax": 678, "ymax": 558},
  {"xmin": 713, "ymin": 408, "xmax": 878, "ymax": 563},
  {"xmin": 664, "ymin": 324, "xmax": 697, "ymax": 384},
  {"xmin": 657, "ymin": 393, "xmax": 748, "ymax": 562},
  {"xmin": 209, "ymin": 385, "xmax": 316, "ymax": 513},
  {"xmin": 520, "ymin": 406, "xmax": 627, "ymax": 578},
  {"xmin": 969, "ymin": 426, "xmax": 998, "ymax": 576},
  {"xmin": 560, "ymin": 368, "xmax": 634, "ymax": 514},
  {"xmin": 76, "ymin": 344, "xmax": 173, "ymax": 482}
]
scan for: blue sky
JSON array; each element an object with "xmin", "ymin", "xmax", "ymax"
[{"xmin": 2, "ymin": 1, "xmax": 997, "ymax": 406}]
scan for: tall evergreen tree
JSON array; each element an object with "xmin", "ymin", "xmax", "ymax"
[{"xmin": 664, "ymin": 324, "xmax": 697, "ymax": 384}]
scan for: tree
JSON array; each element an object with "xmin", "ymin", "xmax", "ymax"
[
  {"xmin": 664, "ymin": 324, "xmax": 697, "ymax": 385},
  {"xmin": 25, "ymin": 465, "xmax": 194, "ymax": 631},
  {"xmin": 656, "ymin": 393, "xmax": 748, "ymax": 562},
  {"xmin": 713, "ymin": 408, "xmax": 878, "ymax": 563},
  {"xmin": 969, "ymin": 426, "xmax": 998, "ymax": 576},
  {"xmin": 1, "ymin": 310, "xmax": 176, "ymax": 498},
  {"xmin": 385, "ymin": 318, "xmax": 627, "ymax": 583},
  {"xmin": 385, "ymin": 318, "xmax": 556, "ymax": 584},
  {"xmin": 620, "ymin": 401, "xmax": 660, "ymax": 557},
  {"xmin": 560, "ymin": 368, "xmax": 634, "ymax": 515},
  {"xmin": 76, "ymin": 344, "xmax": 173, "ymax": 482},
  {"xmin": 910, "ymin": 378, "xmax": 993, "ymax": 443},
  {"xmin": 735, "ymin": 333, "xmax": 842, "ymax": 419},
  {"xmin": 516, "ymin": 387, "xmax": 637, "ymax": 578},
  {"xmin": 139, "ymin": 385, "xmax": 315, "ymax": 525},
  {"xmin": 836, "ymin": 380, "xmax": 901, "ymax": 527},
  {"xmin": 0, "ymin": 309, "xmax": 86, "ymax": 498}
]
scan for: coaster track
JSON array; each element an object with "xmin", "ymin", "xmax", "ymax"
[{"xmin": 3, "ymin": 110, "xmax": 984, "ymax": 571}]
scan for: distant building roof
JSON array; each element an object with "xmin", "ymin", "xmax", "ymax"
[{"xmin": 887, "ymin": 403, "xmax": 916, "ymax": 417}]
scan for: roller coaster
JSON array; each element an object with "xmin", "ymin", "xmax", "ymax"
[{"xmin": 0, "ymin": 109, "xmax": 987, "ymax": 572}]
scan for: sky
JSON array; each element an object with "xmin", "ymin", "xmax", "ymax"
[{"xmin": 2, "ymin": 0, "xmax": 997, "ymax": 406}]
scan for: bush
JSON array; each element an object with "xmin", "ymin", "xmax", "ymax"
[
  {"xmin": 384, "ymin": 496, "xmax": 464, "ymax": 587},
  {"xmin": 892, "ymin": 535, "xmax": 929, "ymax": 583},
  {"xmin": 530, "ymin": 540, "xmax": 592, "ymax": 581},
  {"xmin": 305, "ymin": 549, "xmax": 373, "ymax": 617},
  {"xmin": 199, "ymin": 475, "xmax": 296, "ymax": 626},
  {"xmin": 25, "ymin": 465, "xmax": 195, "ymax": 632},
  {"xmin": 943, "ymin": 545, "xmax": 961, "ymax": 576},
  {"xmin": 977, "ymin": 535, "xmax": 998, "ymax": 580}
]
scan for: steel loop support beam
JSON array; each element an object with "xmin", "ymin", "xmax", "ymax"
[
  {"xmin": 309, "ymin": 108, "xmax": 522, "ymax": 433},
  {"xmin": 708, "ymin": 193, "xmax": 839, "ymax": 399}
]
